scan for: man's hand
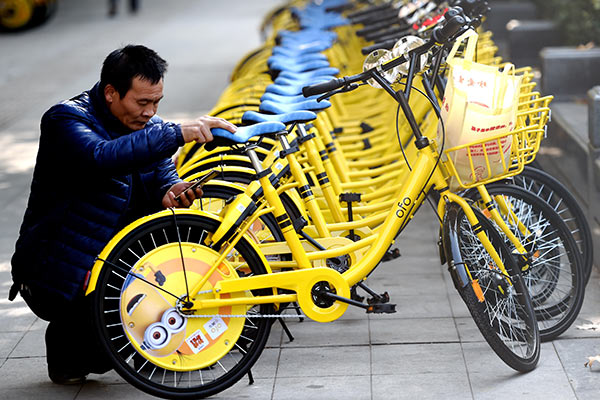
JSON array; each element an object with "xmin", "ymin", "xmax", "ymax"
[
  {"xmin": 180, "ymin": 116, "xmax": 236, "ymax": 144},
  {"xmin": 162, "ymin": 181, "xmax": 203, "ymax": 208}
]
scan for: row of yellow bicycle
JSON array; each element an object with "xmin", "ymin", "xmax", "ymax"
[{"xmin": 84, "ymin": 1, "xmax": 591, "ymax": 398}]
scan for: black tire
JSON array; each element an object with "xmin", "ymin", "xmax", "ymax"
[
  {"xmin": 29, "ymin": 0, "xmax": 57, "ymax": 27},
  {"xmin": 512, "ymin": 166, "xmax": 593, "ymax": 285},
  {"xmin": 443, "ymin": 204, "xmax": 540, "ymax": 371},
  {"xmin": 92, "ymin": 213, "xmax": 273, "ymax": 399},
  {"xmin": 467, "ymin": 184, "xmax": 585, "ymax": 341}
]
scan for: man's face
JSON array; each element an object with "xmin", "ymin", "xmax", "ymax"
[{"xmin": 105, "ymin": 76, "xmax": 164, "ymax": 131}]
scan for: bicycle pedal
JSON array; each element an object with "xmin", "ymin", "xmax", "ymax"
[
  {"xmin": 381, "ymin": 248, "xmax": 401, "ymax": 262},
  {"xmin": 366, "ymin": 303, "xmax": 396, "ymax": 314},
  {"xmin": 367, "ymin": 291, "xmax": 390, "ymax": 305}
]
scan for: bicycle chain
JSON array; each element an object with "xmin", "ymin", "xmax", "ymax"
[
  {"xmin": 175, "ymin": 293, "xmax": 305, "ymax": 319},
  {"xmin": 179, "ymin": 313, "xmax": 305, "ymax": 319}
]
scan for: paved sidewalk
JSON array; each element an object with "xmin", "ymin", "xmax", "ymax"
[{"xmin": 1, "ymin": 1, "xmax": 600, "ymax": 399}]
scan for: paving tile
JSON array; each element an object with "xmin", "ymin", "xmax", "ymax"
[
  {"xmin": 368, "ymin": 294, "xmax": 453, "ymax": 320},
  {"xmin": 372, "ymin": 372, "xmax": 472, "ymax": 400},
  {"xmin": 553, "ymin": 338, "xmax": 600, "ymax": 397},
  {"xmin": 273, "ymin": 375, "xmax": 371, "ymax": 400},
  {"xmin": 370, "ymin": 317, "xmax": 459, "ymax": 344},
  {"xmin": 372, "ymin": 273, "xmax": 447, "ymax": 297},
  {"xmin": 249, "ymin": 347, "xmax": 280, "ymax": 379},
  {"xmin": 0, "ymin": 357, "xmax": 81, "ymax": 399},
  {"xmin": 86, "ymin": 369, "xmax": 126, "ymax": 385},
  {"xmin": 0, "ymin": 294, "xmax": 38, "ymax": 333},
  {"xmin": 10, "ymin": 318, "xmax": 48, "ymax": 357},
  {"xmin": 80, "ymin": 350, "xmax": 277, "ymax": 398},
  {"xmin": 462, "ymin": 341, "xmax": 564, "ymax": 374},
  {"xmin": 469, "ymin": 369, "xmax": 576, "ymax": 400},
  {"xmin": 0, "ymin": 331, "xmax": 24, "ymax": 363},
  {"xmin": 80, "ymin": 374, "xmax": 275, "ymax": 399},
  {"xmin": 266, "ymin": 320, "xmax": 283, "ymax": 348},
  {"xmin": 454, "ymin": 317, "xmax": 488, "ymax": 343},
  {"xmin": 277, "ymin": 345, "xmax": 370, "ymax": 378},
  {"xmin": 280, "ymin": 318, "xmax": 370, "ymax": 348},
  {"xmin": 370, "ymin": 254, "xmax": 443, "ymax": 276},
  {"xmin": 371, "ymin": 343, "xmax": 467, "ymax": 375},
  {"xmin": 76, "ymin": 382, "xmax": 152, "ymax": 400},
  {"xmin": 205, "ymin": 377, "xmax": 274, "ymax": 400}
]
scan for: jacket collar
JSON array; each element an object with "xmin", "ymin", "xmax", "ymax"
[{"xmin": 89, "ymin": 82, "xmax": 133, "ymax": 138}]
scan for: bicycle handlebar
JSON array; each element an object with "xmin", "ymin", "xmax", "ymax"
[
  {"xmin": 302, "ymin": 78, "xmax": 350, "ymax": 97},
  {"xmin": 348, "ymin": 3, "xmax": 393, "ymax": 20},
  {"xmin": 303, "ymin": 13, "xmax": 467, "ymax": 98},
  {"xmin": 361, "ymin": 38, "xmax": 398, "ymax": 55},
  {"xmin": 432, "ymin": 14, "xmax": 465, "ymax": 43},
  {"xmin": 360, "ymin": 6, "xmax": 464, "ymax": 55}
]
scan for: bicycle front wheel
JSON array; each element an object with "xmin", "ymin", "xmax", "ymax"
[
  {"xmin": 91, "ymin": 211, "xmax": 273, "ymax": 399},
  {"xmin": 443, "ymin": 204, "xmax": 540, "ymax": 372},
  {"xmin": 469, "ymin": 184, "xmax": 585, "ymax": 342}
]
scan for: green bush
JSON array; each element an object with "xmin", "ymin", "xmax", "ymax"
[{"xmin": 530, "ymin": 0, "xmax": 600, "ymax": 45}]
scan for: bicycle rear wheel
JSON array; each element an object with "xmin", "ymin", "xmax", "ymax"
[
  {"xmin": 91, "ymin": 212, "xmax": 273, "ymax": 399},
  {"xmin": 443, "ymin": 204, "xmax": 540, "ymax": 372}
]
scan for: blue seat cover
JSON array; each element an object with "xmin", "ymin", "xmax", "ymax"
[
  {"xmin": 269, "ymin": 59, "xmax": 331, "ymax": 73},
  {"xmin": 276, "ymin": 41, "xmax": 331, "ymax": 54},
  {"xmin": 274, "ymin": 75, "xmax": 336, "ymax": 87},
  {"xmin": 272, "ymin": 46, "xmax": 324, "ymax": 58},
  {"xmin": 279, "ymin": 67, "xmax": 339, "ymax": 80},
  {"xmin": 210, "ymin": 121, "xmax": 286, "ymax": 144},
  {"xmin": 265, "ymin": 83, "xmax": 305, "ymax": 96},
  {"xmin": 259, "ymin": 99, "xmax": 331, "ymax": 114},
  {"xmin": 267, "ymin": 53, "xmax": 327, "ymax": 67},
  {"xmin": 261, "ymin": 92, "xmax": 320, "ymax": 104},
  {"xmin": 278, "ymin": 29, "xmax": 337, "ymax": 41},
  {"xmin": 242, "ymin": 110, "xmax": 317, "ymax": 124}
]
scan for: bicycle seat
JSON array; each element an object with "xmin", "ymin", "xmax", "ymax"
[
  {"xmin": 280, "ymin": 35, "xmax": 335, "ymax": 47},
  {"xmin": 277, "ymin": 29, "xmax": 338, "ymax": 42},
  {"xmin": 242, "ymin": 110, "xmax": 317, "ymax": 125},
  {"xmin": 265, "ymin": 83, "xmax": 309, "ymax": 96},
  {"xmin": 259, "ymin": 99, "xmax": 331, "ymax": 114},
  {"xmin": 279, "ymin": 67, "xmax": 339, "ymax": 81},
  {"xmin": 261, "ymin": 92, "xmax": 319, "ymax": 104},
  {"xmin": 267, "ymin": 53, "xmax": 328, "ymax": 67},
  {"xmin": 274, "ymin": 41, "xmax": 332, "ymax": 54},
  {"xmin": 299, "ymin": 17, "xmax": 348, "ymax": 30},
  {"xmin": 269, "ymin": 59, "xmax": 331, "ymax": 73},
  {"xmin": 271, "ymin": 45, "xmax": 326, "ymax": 57},
  {"xmin": 210, "ymin": 121, "xmax": 286, "ymax": 145},
  {"xmin": 274, "ymin": 75, "xmax": 336, "ymax": 87}
]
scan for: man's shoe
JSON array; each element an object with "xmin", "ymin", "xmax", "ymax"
[{"xmin": 48, "ymin": 369, "xmax": 87, "ymax": 385}]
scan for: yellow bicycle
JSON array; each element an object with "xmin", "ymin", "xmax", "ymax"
[{"xmin": 85, "ymin": 19, "xmax": 543, "ymax": 399}]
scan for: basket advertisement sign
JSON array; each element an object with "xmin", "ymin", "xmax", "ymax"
[{"xmin": 438, "ymin": 29, "xmax": 521, "ymax": 188}]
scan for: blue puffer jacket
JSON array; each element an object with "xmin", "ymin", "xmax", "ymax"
[{"xmin": 11, "ymin": 82, "xmax": 184, "ymax": 302}]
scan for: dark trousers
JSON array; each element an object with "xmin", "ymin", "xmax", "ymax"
[{"xmin": 43, "ymin": 295, "xmax": 113, "ymax": 375}]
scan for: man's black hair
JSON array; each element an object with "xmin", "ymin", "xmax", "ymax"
[{"xmin": 100, "ymin": 44, "xmax": 168, "ymax": 98}]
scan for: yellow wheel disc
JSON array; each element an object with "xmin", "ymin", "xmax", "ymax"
[
  {"xmin": 119, "ymin": 242, "xmax": 249, "ymax": 371},
  {"xmin": 0, "ymin": 0, "xmax": 34, "ymax": 29}
]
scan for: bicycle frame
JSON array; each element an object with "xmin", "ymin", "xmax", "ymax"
[{"xmin": 86, "ymin": 27, "xmax": 528, "ymax": 326}]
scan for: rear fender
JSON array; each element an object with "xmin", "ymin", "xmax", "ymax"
[{"xmin": 85, "ymin": 208, "xmax": 270, "ymax": 295}]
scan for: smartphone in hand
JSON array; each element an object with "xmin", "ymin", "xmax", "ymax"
[{"xmin": 174, "ymin": 169, "xmax": 219, "ymax": 202}]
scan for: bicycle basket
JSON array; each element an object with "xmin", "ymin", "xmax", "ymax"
[{"xmin": 441, "ymin": 94, "xmax": 553, "ymax": 189}]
